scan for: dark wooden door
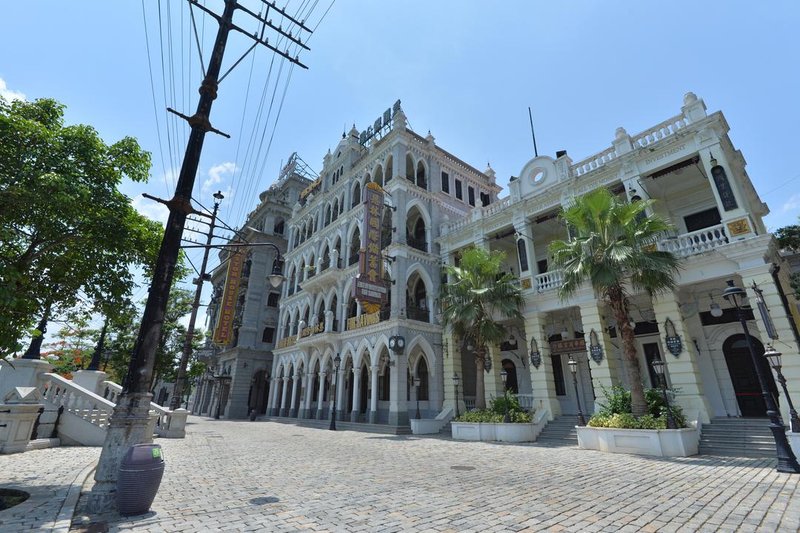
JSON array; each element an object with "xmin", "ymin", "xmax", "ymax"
[{"xmin": 723, "ymin": 335, "xmax": 775, "ymax": 417}]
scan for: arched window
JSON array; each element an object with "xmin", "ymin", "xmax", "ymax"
[
  {"xmin": 406, "ymin": 207, "xmax": 427, "ymax": 253},
  {"xmin": 332, "ymin": 198, "xmax": 339, "ymax": 221},
  {"xmin": 405, "ymin": 154, "xmax": 414, "ymax": 182},
  {"xmin": 416, "ymin": 161, "xmax": 427, "ymax": 189},
  {"xmin": 385, "ymin": 155, "xmax": 393, "ymax": 182},
  {"xmin": 349, "ymin": 227, "xmax": 361, "ymax": 266},
  {"xmin": 381, "ymin": 209, "xmax": 392, "ymax": 249},
  {"xmin": 273, "ymin": 217, "xmax": 285, "ymax": 235},
  {"xmin": 329, "ymin": 294, "xmax": 338, "ymax": 331},
  {"xmin": 321, "ymin": 245, "xmax": 330, "ymax": 270},
  {"xmin": 347, "ymin": 297, "xmax": 358, "ymax": 319},
  {"xmin": 352, "ymin": 183, "xmax": 361, "ymax": 208},
  {"xmin": 417, "ymin": 357, "xmax": 429, "ymax": 400},
  {"xmin": 324, "ymin": 205, "xmax": 331, "ymax": 227},
  {"xmin": 406, "ymin": 273, "xmax": 429, "ymax": 323},
  {"xmin": 374, "ymin": 165, "xmax": 384, "ymax": 187}
]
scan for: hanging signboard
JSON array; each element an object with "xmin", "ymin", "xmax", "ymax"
[
  {"xmin": 213, "ymin": 248, "xmax": 245, "ymax": 345},
  {"xmin": 354, "ymin": 182, "xmax": 388, "ymax": 310},
  {"xmin": 549, "ymin": 338, "xmax": 586, "ymax": 355}
]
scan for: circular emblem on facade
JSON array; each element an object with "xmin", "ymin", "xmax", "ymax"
[{"xmin": 530, "ymin": 167, "xmax": 546, "ymax": 185}]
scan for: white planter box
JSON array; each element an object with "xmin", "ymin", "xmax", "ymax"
[
  {"xmin": 451, "ymin": 416, "xmax": 546, "ymax": 443},
  {"xmin": 410, "ymin": 418, "xmax": 447, "ymax": 435},
  {"xmin": 577, "ymin": 426, "xmax": 699, "ymax": 457},
  {"xmin": 788, "ymin": 431, "xmax": 800, "ymax": 459}
]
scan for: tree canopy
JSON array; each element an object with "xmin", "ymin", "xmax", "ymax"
[
  {"xmin": 0, "ymin": 97, "xmax": 163, "ymax": 355},
  {"xmin": 549, "ymin": 188, "xmax": 680, "ymax": 416}
]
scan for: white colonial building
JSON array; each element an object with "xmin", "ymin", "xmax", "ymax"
[
  {"xmin": 267, "ymin": 102, "xmax": 500, "ymax": 427},
  {"xmin": 437, "ymin": 92, "xmax": 800, "ymax": 440}
]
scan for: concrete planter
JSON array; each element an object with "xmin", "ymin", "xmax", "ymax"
[
  {"xmin": 452, "ymin": 415, "xmax": 546, "ymax": 443},
  {"xmin": 577, "ymin": 426, "xmax": 699, "ymax": 457},
  {"xmin": 410, "ymin": 418, "xmax": 447, "ymax": 435},
  {"xmin": 788, "ymin": 431, "xmax": 800, "ymax": 459}
]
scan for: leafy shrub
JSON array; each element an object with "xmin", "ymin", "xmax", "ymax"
[
  {"xmin": 454, "ymin": 393, "xmax": 533, "ymax": 423},
  {"xmin": 588, "ymin": 384, "xmax": 686, "ymax": 429},
  {"xmin": 455, "ymin": 410, "xmax": 504, "ymax": 423}
]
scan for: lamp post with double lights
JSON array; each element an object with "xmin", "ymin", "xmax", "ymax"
[
  {"xmin": 763, "ymin": 345, "xmax": 800, "ymax": 433},
  {"xmin": 414, "ymin": 376, "xmax": 421, "ymax": 419},
  {"xmin": 723, "ymin": 279, "xmax": 800, "ymax": 473},
  {"xmin": 567, "ymin": 355, "xmax": 586, "ymax": 426},
  {"xmin": 650, "ymin": 356, "xmax": 677, "ymax": 429},
  {"xmin": 329, "ymin": 353, "xmax": 341, "ymax": 431},
  {"xmin": 500, "ymin": 368, "xmax": 510, "ymax": 423},
  {"xmin": 452, "ymin": 373, "xmax": 460, "ymax": 418}
]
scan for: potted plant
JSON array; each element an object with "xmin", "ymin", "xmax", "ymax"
[
  {"xmin": 451, "ymin": 395, "xmax": 546, "ymax": 443},
  {"xmin": 576, "ymin": 385, "xmax": 699, "ymax": 457}
]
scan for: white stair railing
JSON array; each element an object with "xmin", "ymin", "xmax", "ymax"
[
  {"xmin": 101, "ymin": 380, "xmax": 186, "ymax": 438},
  {"xmin": 39, "ymin": 373, "xmax": 115, "ymax": 429}
]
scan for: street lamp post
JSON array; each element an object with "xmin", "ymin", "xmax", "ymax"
[
  {"xmin": 567, "ymin": 356, "xmax": 586, "ymax": 426},
  {"xmin": 500, "ymin": 369, "xmax": 510, "ymax": 423},
  {"xmin": 650, "ymin": 356, "xmax": 677, "ymax": 429},
  {"xmin": 723, "ymin": 279, "xmax": 800, "ymax": 473},
  {"xmin": 414, "ymin": 376, "xmax": 421, "ymax": 419},
  {"xmin": 763, "ymin": 345, "xmax": 800, "ymax": 433},
  {"xmin": 452, "ymin": 373, "xmax": 460, "ymax": 418},
  {"xmin": 329, "ymin": 353, "xmax": 341, "ymax": 431}
]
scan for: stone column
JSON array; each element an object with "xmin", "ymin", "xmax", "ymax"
[
  {"xmin": 316, "ymin": 372, "xmax": 326, "ymax": 420},
  {"xmin": 350, "ymin": 368, "xmax": 362, "ymax": 422},
  {"xmin": 524, "ymin": 313, "xmax": 560, "ymax": 420},
  {"xmin": 268, "ymin": 378, "xmax": 280, "ymax": 416},
  {"xmin": 369, "ymin": 364, "xmax": 379, "ymax": 423},
  {"xmin": 389, "ymin": 355, "xmax": 409, "ymax": 426},
  {"xmin": 302, "ymin": 372, "xmax": 314, "ymax": 419},
  {"xmin": 72, "ymin": 370, "xmax": 108, "ymax": 396},
  {"xmin": 651, "ymin": 292, "xmax": 712, "ymax": 423},
  {"xmin": 742, "ymin": 265, "xmax": 800, "ymax": 426},
  {"xmin": 335, "ymin": 368, "xmax": 345, "ymax": 421},
  {"xmin": 280, "ymin": 377, "xmax": 289, "ymax": 417},
  {"xmin": 578, "ymin": 299, "xmax": 621, "ymax": 412},
  {"xmin": 289, "ymin": 373, "xmax": 300, "ymax": 418}
]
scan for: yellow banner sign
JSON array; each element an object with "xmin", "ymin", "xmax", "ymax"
[{"xmin": 213, "ymin": 249, "xmax": 245, "ymax": 345}]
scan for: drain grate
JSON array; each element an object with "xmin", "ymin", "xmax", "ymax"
[
  {"xmin": 249, "ymin": 496, "xmax": 280, "ymax": 505},
  {"xmin": 450, "ymin": 465, "xmax": 475, "ymax": 471}
]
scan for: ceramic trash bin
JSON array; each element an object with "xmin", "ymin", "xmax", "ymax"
[{"xmin": 116, "ymin": 443, "xmax": 165, "ymax": 516}]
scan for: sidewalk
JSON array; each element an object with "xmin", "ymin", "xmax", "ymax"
[{"xmin": 0, "ymin": 446, "xmax": 100, "ymax": 532}]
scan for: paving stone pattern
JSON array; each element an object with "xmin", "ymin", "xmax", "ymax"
[
  {"xmin": 66, "ymin": 417, "xmax": 800, "ymax": 531},
  {"xmin": 0, "ymin": 446, "xmax": 100, "ymax": 532}
]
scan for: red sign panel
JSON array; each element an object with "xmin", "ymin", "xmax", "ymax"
[
  {"xmin": 355, "ymin": 182, "xmax": 387, "ymax": 306},
  {"xmin": 213, "ymin": 248, "xmax": 245, "ymax": 345},
  {"xmin": 549, "ymin": 338, "xmax": 586, "ymax": 355}
]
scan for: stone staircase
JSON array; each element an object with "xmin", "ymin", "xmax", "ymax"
[
  {"xmin": 699, "ymin": 417, "xmax": 776, "ymax": 458},
  {"xmin": 535, "ymin": 415, "xmax": 579, "ymax": 446}
]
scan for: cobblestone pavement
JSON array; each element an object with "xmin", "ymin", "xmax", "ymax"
[
  {"xmin": 59, "ymin": 417, "xmax": 800, "ymax": 531},
  {"xmin": 0, "ymin": 445, "xmax": 100, "ymax": 532}
]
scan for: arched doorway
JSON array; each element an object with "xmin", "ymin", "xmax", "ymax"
[
  {"xmin": 723, "ymin": 334, "xmax": 777, "ymax": 417},
  {"xmin": 249, "ymin": 370, "xmax": 270, "ymax": 415},
  {"xmin": 501, "ymin": 359, "xmax": 518, "ymax": 394}
]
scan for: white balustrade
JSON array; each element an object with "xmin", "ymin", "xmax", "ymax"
[
  {"xmin": 658, "ymin": 224, "xmax": 728, "ymax": 257},
  {"xmin": 39, "ymin": 373, "xmax": 115, "ymax": 429},
  {"xmin": 631, "ymin": 114, "xmax": 690, "ymax": 149},
  {"xmin": 534, "ymin": 270, "xmax": 564, "ymax": 292},
  {"xmin": 101, "ymin": 380, "xmax": 183, "ymax": 437},
  {"xmin": 572, "ymin": 146, "xmax": 618, "ymax": 177}
]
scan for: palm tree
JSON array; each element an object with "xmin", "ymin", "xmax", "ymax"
[
  {"xmin": 549, "ymin": 188, "xmax": 680, "ymax": 416},
  {"xmin": 440, "ymin": 247, "xmax": 523, "ymax": 410}
]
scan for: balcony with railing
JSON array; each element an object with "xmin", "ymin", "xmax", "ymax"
[
  {"xmin": 407, "ymin": 305, "xmax": 430, "ymax": 323},
  {"xmin": 301, "ymin": 259, "xmax": 341, "ymax": 292},
  {"xmin": 406, "ymin": 237, "xmax": 428, "ymax": 253}
]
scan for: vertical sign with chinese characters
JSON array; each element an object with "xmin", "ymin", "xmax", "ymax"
[
  {"xmin": 355, "ymin": 182, "xmax": 388, "ymax": 312},
  {"xmin": 213, "ymin": 248, "xmax": 245, "ymax": 345}
]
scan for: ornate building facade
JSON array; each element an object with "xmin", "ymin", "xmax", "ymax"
[
  {"xmin": 192, "ymin": 156, "xmax": 312, "ymax": 419},
  {"xmin": 267, "ymin": 102, "xmax": 499, "ymax": 427},
  {"xmin": 437, "ymin": 92, "xmax": 800, "ymax": 430}
]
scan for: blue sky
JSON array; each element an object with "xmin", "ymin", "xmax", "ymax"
[{"xmin": 2, "ymin": 1, "xmax": 799, "ymax": 324}]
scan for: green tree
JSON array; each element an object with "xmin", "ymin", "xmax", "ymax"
[
  {"xmin": 0, "ymin": 97, "xmax": 162, "ymax": 356},
  {"xmin": 775, "ymin": 223, "xmax": 800, "ymax": 299},
  {"xmin": 549, "ymin": 188, "xmax": 680, "ymax": 416},
  {"xmin": 440, "ymin": 247, "xmax": 523, "ymax": 410}
]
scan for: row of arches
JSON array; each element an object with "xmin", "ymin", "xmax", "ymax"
[
  {"xmin": 288, "ymin": 151, "xmax": 431, "ymax": 252},
  {"xmin": 279, "ymin": 264, "xmax": 435, "ymax": 341},
  {"xmin": 269, "ymin": 335, "xmax": 436, "ymax": 421}
]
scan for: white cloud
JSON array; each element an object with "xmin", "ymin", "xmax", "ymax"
[
  {"xmin": 0, "ymin": 78, "xmax": 26, "ymax": 102},
  {"xmin": 202, "ymin": 162, "xmax": 237, "ymax": 195},
  {"xmin": 132, "ymin": 195, "xmax": 170, "ymax": 226},
  {"xmin": 782, "ymin": 193, "xmax": 800, "ymax": 213}
]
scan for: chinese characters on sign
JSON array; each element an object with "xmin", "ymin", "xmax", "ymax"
[
  {"xmin": 213, "ymin": 248, "xmax": 246, "ymax": 345},
  {"xmin": 354, "ymin": 182, "xmax": 388, "ymax": 311}
]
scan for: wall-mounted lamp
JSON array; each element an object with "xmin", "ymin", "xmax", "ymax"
[
  {"xmin": 663, "ymin": 317, "xmax": 683, "ymax": 357},
  {"xmin": 709, "ymin": 293, "xmax": 724, "ymax": 318},
  {"xmin": 529, "ymin": 337, "xmax": 541, "ymax": 369},
  {"xmin": 589, "ymin": 329, "xmax": 603, "ymax": 364},
  {"xmin": 709, "ymin": 151, "xmax": 718, "ymax": 167}
]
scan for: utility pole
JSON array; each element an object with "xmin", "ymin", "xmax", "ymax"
[
  {"xmin": 169, "ymin": 191, "xmax": 224, "ymax": 410},
  {"xmin": 90, "ymin": 0, "xmax": 312, "ymax": 509}
]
